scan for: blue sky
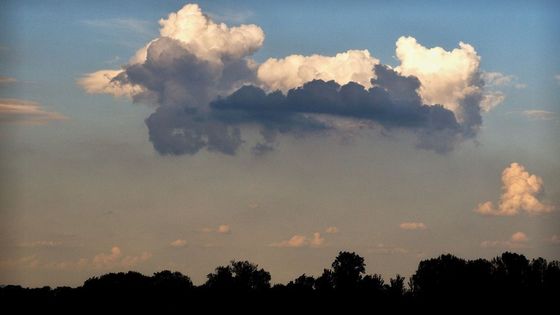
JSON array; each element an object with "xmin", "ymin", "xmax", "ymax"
[{"xmin": 1, "ymin": 1, "xmax": 559, "ymax": 287}]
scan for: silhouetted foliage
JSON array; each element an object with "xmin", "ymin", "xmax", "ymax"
[{"xmin": 1, "ymin": 251, "xmax": 558, "ymax": 312}]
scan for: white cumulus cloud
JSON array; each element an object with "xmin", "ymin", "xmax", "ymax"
[
  {"xmin": 257, "ymin": 50, "xmax": 379, "ymax": 92},
  {"xmin": 475, "ymin": 163, "xmax": 554, "ymax": 216},
  {"xmin": 395, "ymin": 36, "xmax": 483, "ymax": 120}
]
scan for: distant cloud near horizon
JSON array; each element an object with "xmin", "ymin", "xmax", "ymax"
[
  {"xmin": 270, "ymin": 232, "xmax": 325, "ymax": 248},
  {"xmin": 202, "ymin": 224, "xmax": 231, "ymax": 234},
  {"xmin": 0, "ymin": 76, "xmax": 17, "ymax": 84},
  {"xmin": 475, "ymin": 163, "xmax": 554, "ymax": 216},
  {"xmin": 481, "ymin": 232, "xmax": 529, "ymax": 249},
  {"xmin": 0, "ymin": 98, "xmax": 67, "ymax": 124},
  {"xmin": 170, "ymin": 239, "xmax": 187, "ymax": 247},
  {"xmin": 522, "ymin": 110, "xmax": 556, "ymax": 121},
  {"xmin": 399, "ymin": 222, "xmax": 427, "ymax": 230},
  {"xmin": 78, "ymin": 3, "xmax": 504, "ymax": 156}
]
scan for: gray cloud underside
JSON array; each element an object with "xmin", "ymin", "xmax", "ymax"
[{"xmin": 114, "ymin": 38, "xmax": 480, "ymax": 156}]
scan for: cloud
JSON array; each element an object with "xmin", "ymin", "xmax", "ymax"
[
  {"xmin": 0, "ymin": 76, "xmax": 16, "ymax": 84},
  {"xmin": 157, "ymin": 3, "xmax": 264, "ymax": 63},
  {"xmin": 211, "ymin": 65, "xmax": 466, "ymax": 153},
  {"xmin": 91, "ymin": 246, "xmax": 152, "ymax": 269},
  {"xmin": 475, "ymin": 163, "xmax": 554, "ymax": 216},
  {"xmin": 79, "ymin": 4, "xmax": 495, "ymax": 156},
  {"xmin": 325, "ymin": 226, "xmax": 339, "ymax": 234},
  {"xmin": 170, "ymin": 239, "xmax": 187, "ymax": 247},
  {"xmin": 510, "ymin": 232, "xmax": 528, "ymax": 242},
  {"xmin": 399, "ymin": 222, "xmax": 427, "ymax": 230},
  {"xmin": 481, "ymin": 232, "xmax": 529, "ymax": 249},
  {"xmin": 78, "ymin": 70, "xmax": 143, "ymax": 99},
  {"xmin": 82, "ymin": 18, "xmax": 155, "ymax": 37},
  {"xmin": 0, "ymin": 98, "xmax": 67, "ymax": 124},
  {"xmin": 555, "ymin": 74, "xmax": 560, "ymax": 85},
  {"xmin": 270, "ymin": 232, "xmax": 325, "ymax": 248},
  {"xmin": 257, "ymin": 50, "xmax": 379, "ymax": 92},
  {"xmin": 395, "ymin": 36, "xmax": 486, "ymax": 120},
  {"xmin": 1, "ymin": 246, "xmax": 151, "ymax": 271},
  {"xmin": 522, "ymin": 110, "xmax": 556, "ymax": 121},
  {"xmin": 548, "ymin": 235, "xmax": 560, "ymax": 245},
  {"xmin": 217, "ymin": 224, "xmax": 231, "ymax": 234},
  {"xmin": 202, "ymin": 224, "xmax": 232, "ymax": 234},
  {"xmin": 478, "ymin": 72, "xmax": 526, "ymax": 112}
]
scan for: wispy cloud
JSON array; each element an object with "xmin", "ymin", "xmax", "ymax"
[
  {"xmin": 0, "ymin": 246, "xmax": 151, "ymax": 271},
  {"xmin": 325, "ymin": 226, "xmax": 339, "ymax": 234},
  {"xmin": 554, "ymin": 74, "xmax": 560, "ymax": 85},
  {"xmin": 170, "ymin": 239, "xmax": 187, "ymax": 248},
  {"xmin": 0, "ymin": 98, "xmax": 67, "ymax": 124},
  {"xmin": 0, "ymin": 76, "xmax": 16, "ymax": 84},
  {"xmin": 82, "ymin": 18, "xmax": 155, "ymax": 37},
  {"xmin": 201, "ymin": 224, "xmax": 231, "ymax": 234},
  {"xmin": 522, "ymin": 110, "xmax": 556, "ymax": 121},
  {"xmin": 207, "ymin": 9, "xmax": 254, "ymax": 24},
  {"xmin": 481, "ymin": 232, "xmax": 529, "ymax": 249},
  {"xmin": 399, "ymin": 222, "xmax": 427, "ymax": 230},
  {"xmin": 270, "ymin": 232, "xmax": 325, "ymax": 248}
]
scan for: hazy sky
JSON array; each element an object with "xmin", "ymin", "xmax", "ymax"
[{"xmin": 1, "ymin": 0, "xmax": 559, "ymax": 287}]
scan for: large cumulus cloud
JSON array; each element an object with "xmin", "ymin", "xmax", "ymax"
[{"xmin": 78, "ymin": 3, "xmax": 503, "ymax": 156}]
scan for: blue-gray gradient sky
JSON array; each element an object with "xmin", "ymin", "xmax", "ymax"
[{"xmin": 1, "ymin": 0, "xmax": 559, "ymax": 287}]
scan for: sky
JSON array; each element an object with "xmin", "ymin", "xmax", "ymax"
[{"xmin": 1, "ymin": 0, "xmax": 559, "ymax": 287}]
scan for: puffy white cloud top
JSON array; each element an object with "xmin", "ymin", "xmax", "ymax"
[
  {"xmin": 475, "ymin": 163, "xmax": 554, "ymax": 216},
  {"xmin": 257, "ymin": 50, "xmax": 379, "ymax": 92}
]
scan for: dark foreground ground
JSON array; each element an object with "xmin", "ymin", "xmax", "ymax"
[{"xmin": 1, "ymin": 251, "xmax": 558, "ymax": 313}]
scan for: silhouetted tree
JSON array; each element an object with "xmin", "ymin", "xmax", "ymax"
[
  {"xmin": 314, "ymin": 268, "xmax": 334, "ymax": 292},
  {"xmin": 205, "ymin": 260, "xmax": 270, "ymax": 291},
  {"xmin": 1, "ymin": 251, "xmax": 559, "ymax": 312},
  {"xmin": 287, "ymin": 274, "xmax": 315, "ymax": 291},
  {"xmin": 331, "ymin": 251, "xmax": 365, "ymax": 290}
]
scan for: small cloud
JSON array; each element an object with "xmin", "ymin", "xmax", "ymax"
[
  {"xmin": 510, "ymin": 232, "xmax": 528, "ymax": 242},
  {"xmin": 82, "ymin": 18, "xmax": 155, "ymax": 37},
  {"xmin": 0, "ymin": 76, "xmax": 16, "ymax": 84},
  {"xmin": 399, "ymin": 222, "xmax": 427, "ymax": 230},
  {"xmin": 554, "ymin": 74, "xmax": 560, "ymax": 85},
  {"xmin": 481, "ymin": 232, "xmax": 529, "ymax": 249},
  {"xmin": 0, "ymin": 98, "xmax": 67, "ymax": 124},
  {"xmin": 475, "ymin": 163, "xmax": 554, "ymax": 216},
  {"xmin": 547, "ymin": 235, "xmax": 560, "ymax": 245},
  {"xmin": 325, "ymin": 226, "xmax": 339, "ymax": 234},
  {"xmin": 270, "ymin": 232, "xmax": 325, "ymax": 248},
  {"xmin": 217, "ymin": 224, "xmax": 231, "ymax": 234},
  {"xmin": 170, "ymin": 239, "xmax": 187, "ymax": 247},
  {"xmin": 522, "ymin": 110, "xmax": 556, "ymax": 121},
  {"xmin": 482, "ymin": 72, "xmax": 514, "ymax": 87},
  {"xmin": 248, "ymin": 202, "xmax": 260, "ymax": 209},
  {"xmin": 201, "ymin": 224, "xmax": 232, "ymax": 234},
  {"xmin": 92, "ymin": 246, "xmax": 151, "ymax": 269}
]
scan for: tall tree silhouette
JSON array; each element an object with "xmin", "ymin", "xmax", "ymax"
[
  {"xmin": 331, "ymin": 251, "xmax": 366, "ymax": 290},
  {"xmin": 205, "ymin": 260, "xmax": 271, "ymax": 291}
]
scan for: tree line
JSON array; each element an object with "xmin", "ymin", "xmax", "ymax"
[{"xmin": 1, "ymin": 251, "xmax": 558, "ymax": 312}]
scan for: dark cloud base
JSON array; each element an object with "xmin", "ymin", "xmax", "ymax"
[{"xmin": 114, "ymin": 39, "xmax": 480, "ymax": 156}]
